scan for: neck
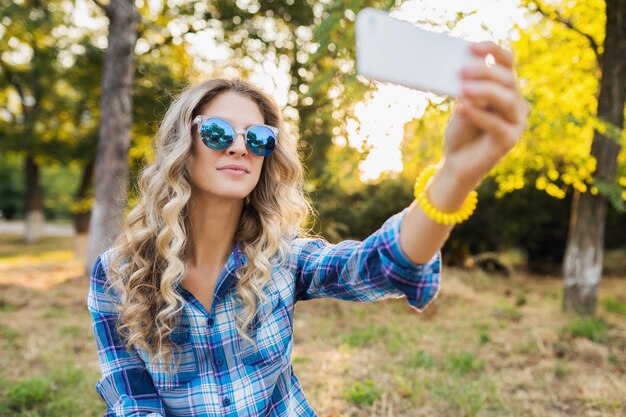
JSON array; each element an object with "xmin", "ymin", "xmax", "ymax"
[{"xmin": 186, "ymin": 191, "xmax": 244, "ymax": 270}]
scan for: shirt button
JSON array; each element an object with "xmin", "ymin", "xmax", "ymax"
[
  {"xmin": 222, "ymin": 396, "xmax": 231, "ymax": 406},
  {"xmin": 215, "ymin": 357, "xmax": 224, "ymax": 367},
  {"xmin": 207, "ymin": 317, "xmax": 215, "ymax": 326}
]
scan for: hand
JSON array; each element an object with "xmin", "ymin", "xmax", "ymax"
[{"xmin": 442, "ymin": 41, "xmax": 529, "ymax": 189}]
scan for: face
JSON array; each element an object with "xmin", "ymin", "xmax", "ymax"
[{"xmin": 188, "ymin": 91, "xmax": 267, "ymax": 203}]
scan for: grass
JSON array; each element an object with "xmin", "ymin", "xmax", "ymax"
[
  {"xmin": 429, "ymin": 374, "xmax": 503, "ymax": 417},
  {"xmin": 554, "ymin": 360, "xmax": 571, "ymax": 378},
  {"xmin": 402, "ymin": 350, "xmax": 434, "ymax": 369},
  {"xmin": 444, "ymin": 351, "xmax": 485, "ymax": 375},
  {"xmin": 562, "ymin": 317, "xmax": 609, "ymax": 343},
  {"xmin": 0, "ymin": 364, "xmax": 102, "ymax": 417},
  {"xmin": 491, "ymin": 302, "xmax": 522, "ymax": 322},
  {"xmin": 0, "ymin": 298, "xmax": 17, "ymax": 312},
  {"xmin": 342, "ymin": 379, "xmax": 380, "ymax": 406},
  {"xmin": 0, "ymin": 324, "xmax": 20, "ymax": 343},
  {"xmin": 0, "ymin": 235, "xmax": 73, "ymax": 260},
  {"xmin": 478, "ymin": 324, "xmax": 491, "ymax": 345},
  {"xmin": 1, "ymin": 236, "xmax": 625, "ymax": 416},
  {"xmin": 341, "ymin": 324, "xmax": 389, "ymax": 348},
  {"xmin": 603, "ymin": 296, "xmax": 626, "ymax": 317},
  {"xmin": 1, "ymin": 377, "xmax": 52, "ymax": 414}
]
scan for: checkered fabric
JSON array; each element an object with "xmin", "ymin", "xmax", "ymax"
[{"xmin": 88, "ymin": 208, "xmax": 440, "ymax": 416}]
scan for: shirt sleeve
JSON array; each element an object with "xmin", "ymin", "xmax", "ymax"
[
  {"xmin": 88, "ymin": 253, "xmax": 167, "ymax": 417},
  {"xmin": 292, "ymin": 208, "xmax": 440, "ymax": 312}
]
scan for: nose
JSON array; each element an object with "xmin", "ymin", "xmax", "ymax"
[{"xmin": 227, "ymin": 131, "xmax": 248, "ymax": 156}]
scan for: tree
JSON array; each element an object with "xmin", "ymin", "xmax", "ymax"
[
  {"xmin": 518, "ymin": 0, "xmax": 625, "ymax": 314},
  {"xmin": 86, "ymin": 0, "xmax": 230, "ymax": 270},
  {"xmin": 86, "ymin": 0, "xmax": 140, "ymax": 270},
  {"xmin": 560, "ymin": 0, "xmax": 625, "ymax": 314},
  {"xmin": 397, "ymin": 0, "xmax": 626, "ymax": 284},
  {"xmin": 0, "ymin": 0, "xmax": 66, "ymax": 242}
]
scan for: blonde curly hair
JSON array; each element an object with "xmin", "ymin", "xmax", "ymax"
[{"xmin": 106, "ymin": 78, "xmax": 314, "ymax": 369}]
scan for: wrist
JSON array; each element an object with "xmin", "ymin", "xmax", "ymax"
[
  {"xmin": 427, "ymin": 161, "xmax": 480, "ymax": 212},
  {"xmin": 413, "ymin": 164, "xmax": 478, "ymax": 226}
]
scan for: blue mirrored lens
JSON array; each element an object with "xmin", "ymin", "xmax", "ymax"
[
  {"xmin": 199, "ymin": 118, "xmax": 234, "ymax": 150},
  {"xmin": 247, "ymin": 126, "xmax": 276, "ymax": 156}
]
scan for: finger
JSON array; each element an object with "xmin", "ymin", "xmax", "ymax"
[
  {"xmin": 471, "ymin": 41, "xmax": 514, "ymax": 69},
  {"xmin": 459, "ymin": 99, "xmax": 518, "ymax": 150},
  {"xmin": 462, "ymin": 80, "xmax": 521, "ymax": 124},
  {"xmin": 461, "ymin": 62, "xmax": 517, "ymax": 89}
]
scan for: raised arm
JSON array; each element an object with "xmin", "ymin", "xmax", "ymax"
[
  {"xmin": 400, "ymin": 42, "xmax": 528, "ymax": 264},
  {"xmin": 293, "ymin": 208, "xmax": 440, "ymax": 312},
  {"xmin": 88, "ymin": 255, "xmax": 167, "ymax": 417}
]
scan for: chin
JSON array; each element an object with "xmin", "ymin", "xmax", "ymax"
[
  {"xmin": 209, "ymin": 187, "xmax": 252, "ymax": 200},
  {"xmin": 190, "ymin": 184, "xmax": 248, "ymax": 200}
]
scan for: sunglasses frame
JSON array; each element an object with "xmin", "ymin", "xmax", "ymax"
[{"xmin": 192, "ymin": 115, "xmax": 279, "ymax": 156}]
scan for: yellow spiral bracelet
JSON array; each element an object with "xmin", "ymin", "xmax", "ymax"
[{"xmin": 413, "ymin": 165, "xmax": 478, "ymax": 226}]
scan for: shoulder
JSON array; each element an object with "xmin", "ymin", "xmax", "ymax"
[
  {"xmin": 90, "ymin": 249, "xmax": 114, "ymax": 283},
  {"xmin": 288, "ymin": 234, "xmax": 331, "ymax": 259},
  {"xmin": 289, "ymin": 236, "xmax": 328, "ymax": 251},
  {"xmin": 89, "ymin": 248, "xmax": 126, "ymax": 289},
  {"xmin": 87, "ymin": 249, "xmax": 122, "ymax": 314}
]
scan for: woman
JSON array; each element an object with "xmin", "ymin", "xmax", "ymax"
[{"xmin": 88, "ymin": 41, "xmax": 527, "ymax": 416}]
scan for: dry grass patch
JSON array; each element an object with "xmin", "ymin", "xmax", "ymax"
[{"xmin": 1, "ymin": 236, "xmax": 625, "ymax": 416}]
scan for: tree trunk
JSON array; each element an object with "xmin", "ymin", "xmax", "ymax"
[
  {"xmin": 563, "ymin": 0, "xmax": 626, "ymax": 315},
  {"xmin": 85, "ymin": 0, "xmax": 140, "ymax": 272},
  {"xmin": 24, "ymin": 154, "xmax": 43, "ymax": 243},
  {"xmin": 73, "ymin": 159, "xmax": 94, "ymax": 260}
]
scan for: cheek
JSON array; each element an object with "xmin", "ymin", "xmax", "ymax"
[
  {"xmin": 253, "ymin": 159, "xmax": 266, "ymax": 181},
  {"xmin": 188, "ymin": 147, "xmax": 215, "ymax": 187}
]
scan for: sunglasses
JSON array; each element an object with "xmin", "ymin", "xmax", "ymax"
[{"xmin": 192, "ymin": 115, "xmax": 278, "ymax": 157}]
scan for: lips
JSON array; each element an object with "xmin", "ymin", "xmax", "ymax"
[{"xmin": 217, "ymin": 164, "xmax": 249, "ymax": 173}]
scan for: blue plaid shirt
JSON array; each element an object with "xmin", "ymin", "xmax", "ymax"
[{"xmin": 88, "ymin": 208, "xmax": 440, "ymax": 416}]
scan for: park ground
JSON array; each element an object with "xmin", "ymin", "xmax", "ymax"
[{"xmin": 0, "ymin": 235, "xmax": 625, "ymax": 417}]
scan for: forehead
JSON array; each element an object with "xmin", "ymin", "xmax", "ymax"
[{"xmin": 199, "ymin": 91, "xmax": 265, "ymax": 127}]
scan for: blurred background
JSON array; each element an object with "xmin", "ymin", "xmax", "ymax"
[{"xmin": 0, "ymin": 0, "xmax": 624, "ymax": 416}]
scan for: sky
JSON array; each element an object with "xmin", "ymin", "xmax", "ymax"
[{"xmin": 68, "ymin": 0, "xmax": 529, "ymax": 182}]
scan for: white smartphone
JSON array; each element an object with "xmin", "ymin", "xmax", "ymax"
[{"xmin": 356, "ymin": 8, "xmax": 484, "ymax": 97}]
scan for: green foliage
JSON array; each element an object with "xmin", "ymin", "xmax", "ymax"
[
  {"xmin": 315, "ymin": 176, "xmax": 413, "ymax": 241},
  {"xmin": 594, "ymin": 179, "xmax": 626, "ymax": 212},
  {"xmin": 562, "ymin": 318, "xmax": 608, "ymax": 343},
  {"xmin": 342, "ymin": 379, "xmax": 380, "ymax": 407},
  {"xmin": 40, "ymin": 164, "xmax": 81, "ymax": 220},
  {"xmin": 443, "ymin": 177, "xmax": 571, "ymax": 271},
  {"xmin": 501, "ymin": 0, "xmax": 607, "ymax": 200},
  {"xmin": 0, "ymin": 0, "xmax": 94, "ymax": 160},
  {"xmin": 397, "ymin": 0, "xmax": 624, "ymax": 269}
]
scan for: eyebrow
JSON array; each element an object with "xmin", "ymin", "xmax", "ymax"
[{"xmin": 200, "ymin": 115, "xmax": 268, "ymax": 129}]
